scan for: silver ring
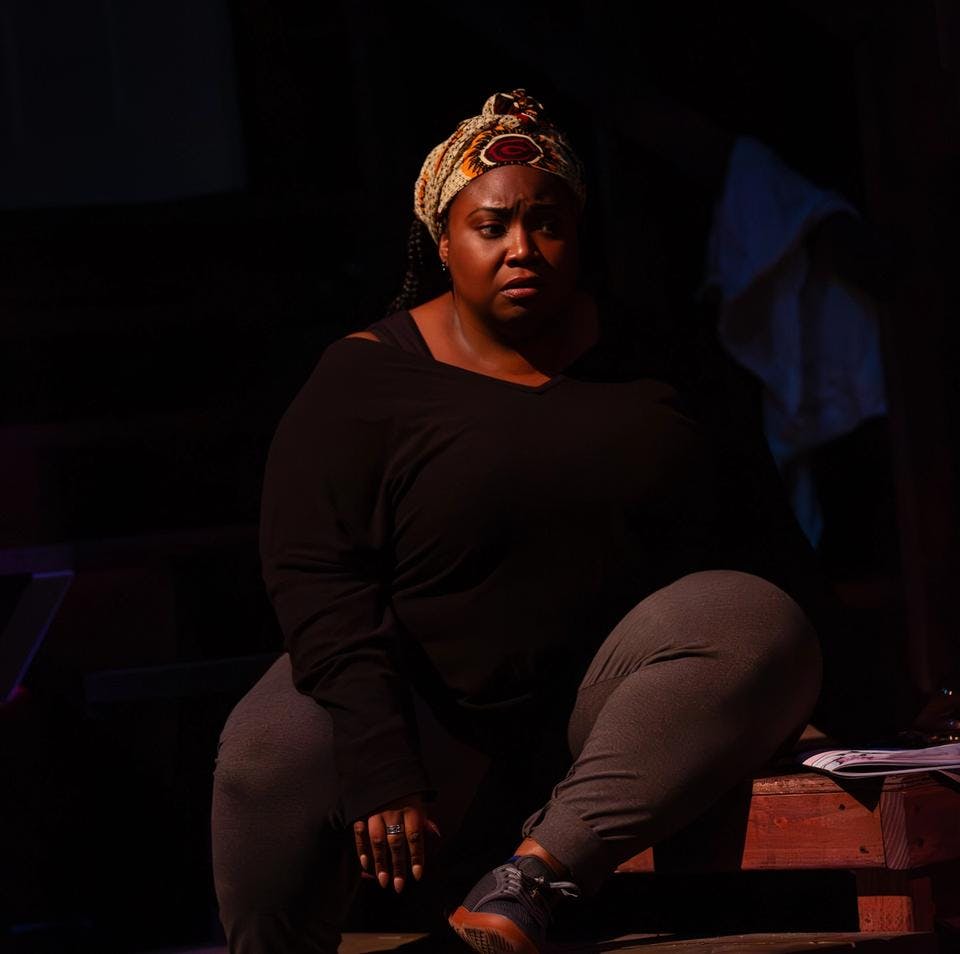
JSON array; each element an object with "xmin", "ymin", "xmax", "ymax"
[{"xmin": 385, "ymin": 823, "xmax": 403, "ymax": 835}]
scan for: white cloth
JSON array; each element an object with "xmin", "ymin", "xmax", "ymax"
[{"xmin": 703, "ymin": 136, "xmax": 888, "ymax": 544}]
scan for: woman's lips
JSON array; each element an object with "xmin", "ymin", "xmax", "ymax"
[{"xmin": 500, "ymin": 286, "xmax": 542, "ymax": 300}]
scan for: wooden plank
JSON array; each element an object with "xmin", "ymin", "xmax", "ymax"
[
  {"xmin": 881, "ymin": 777, "xmax": 960, "ymax": 869},
  {"xmin": 615, "ymin": 790, "xmax": 884, "ymax": 872},
  {"xmin": 616, "ymin": 774, "xmax": 886, "ymax": 873},
  {"xmin": 557, "ymin": 933, "xmax": 938, "ymax": 952},
  {"xmin": 748, "ymin": 772, "xmax": 885, "ymax": 869},
  {"xmin": 618, "ymin": 772, "xmax": 960, "ymax": 874},
  {"xmin": 339, "ymin": 935, "xmax": 428, "ymax": 954},
  {"xmin": 750, "ymin": 770, "xmax": 924, "ymax": 798},
  {"xmin": 750, "ymin": 770, "xmax": 883, "ymax": 796},
  {"xmin": 855, "ymin": 870, "xmax": 935, "ymax": 933},
  {"xmin": 739, "ymin": 791, "xmax": 884, "ymax": 870},
  {"xmin": 138, "ymin": 932, "xmax": 940, "ymax": 953}
]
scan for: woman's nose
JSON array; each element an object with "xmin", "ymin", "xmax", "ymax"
[{"xmin": 505, "ymin": 226, "xmax": 537, "ymax": 264}]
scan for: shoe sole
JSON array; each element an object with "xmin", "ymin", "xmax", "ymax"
[{"xmin": 448, "ymin": 907, "xmax": 540, "ymax": 954}]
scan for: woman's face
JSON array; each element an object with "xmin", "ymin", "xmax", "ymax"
[{"xmin": 438, "ymin": 165, "xmax": 581, "ymax": 338}]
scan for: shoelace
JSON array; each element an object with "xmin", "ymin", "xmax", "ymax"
[{"xmin": 500, "ymin": 863, "xmax": 582, "ymax": 932}]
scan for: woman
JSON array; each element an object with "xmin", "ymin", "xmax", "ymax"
[{"xmin": 212, "ymin": 89, "xmax": 825, "ymax": 954}]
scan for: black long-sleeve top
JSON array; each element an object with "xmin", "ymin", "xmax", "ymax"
[{"xmin": 259, "ymin": 300, "xmax": 832, "ymax": 823}]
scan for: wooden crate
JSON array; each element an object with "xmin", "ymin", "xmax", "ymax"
[{"xmin": 615, "ymin": 768, "xmax": 960, "ymax": 935}]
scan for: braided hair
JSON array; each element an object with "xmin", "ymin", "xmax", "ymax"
[{"xmin": 385, "ymin": 216, "xmax": 450, "ymax": 316}]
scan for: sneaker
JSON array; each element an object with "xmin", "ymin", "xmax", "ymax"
[{"xmin": 448, "ymin": 853, "xmax": 581, "ymax": 954}]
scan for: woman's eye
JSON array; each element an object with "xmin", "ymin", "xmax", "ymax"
[{"xmin": 478, "ymin": 224, "xmax": 504, "ymax": 237}]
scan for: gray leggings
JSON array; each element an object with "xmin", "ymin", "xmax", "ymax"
[{"xmin": 211, "ymin": 570, "xmax": 822, "ymax": 954}]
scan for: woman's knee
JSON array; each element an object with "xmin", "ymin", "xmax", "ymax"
[
  {"xmin": 681, "ymin": 570, "xmax": 823, "ymax": 725},
  {"xmin": 731, "ymin": 571, "xmax": 819, "ymax": 676},
  {"xmin": 681, "ymin": 569, "xmax": 819, "ymax": 673},
  {"xmin": 213, "ymin": 654, "xmax": 340, "ymax": 808},
  {"xmin": 211, "ymin": 655, "xmax": 359, "ymax": 953}
]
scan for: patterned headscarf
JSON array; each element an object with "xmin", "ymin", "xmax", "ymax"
[{"xmin": 414, "ymin": 89, "xmax": 586, "ymax": 244}]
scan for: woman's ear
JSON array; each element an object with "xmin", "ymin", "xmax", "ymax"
[{"xmin": 438, "ymin": 231, "xmax": 449, "ymax": 268}]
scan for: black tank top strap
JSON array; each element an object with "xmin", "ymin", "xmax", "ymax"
[{"xmin": 364, "ymin": 310, "xmax": 432, "ymax": 358}]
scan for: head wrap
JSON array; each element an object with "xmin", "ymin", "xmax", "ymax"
[{"xmin": 414, "ymin": 89, "xmax": 586, "ymax": 244}]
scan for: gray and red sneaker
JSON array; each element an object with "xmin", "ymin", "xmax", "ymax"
[{"xmin": 448, "ymin": 853, "xmax": 581, "ymax": 954}]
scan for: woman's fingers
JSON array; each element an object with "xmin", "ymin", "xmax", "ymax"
[
  {"xmin": 353, "ymin": 819, "xmax": 370, "ymax": 873},
  {"xmin": 405, "ymin": 808, "xmax": 425, "ymax": 882},
  {"xmin": 366, "ymin": 814, "xmax": 391, "ymax": 889},
  {"xmin": 356, "ymin": 795, "xmax": 435, "ymax": 893},
  {"xmin": 384, "ymin": 810, "xmax": 409, "ymax": 892},
  {"xmin": 367, "ymin": 811, "xmax": 411, "ymax": 891}
]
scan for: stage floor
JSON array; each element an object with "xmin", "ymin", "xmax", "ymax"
[{"xmin": 141, "ymin": 930, "xmax": 939, "ymax": 953}]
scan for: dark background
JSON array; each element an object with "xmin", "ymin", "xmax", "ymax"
[{"xmin": 1, "ymin": 1, "xmax": 958, "ymax": 950}]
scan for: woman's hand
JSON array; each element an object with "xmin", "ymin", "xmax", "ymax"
[{"xmin": 353, "ymin": 792, "xmax": 440, "ymax": 893}]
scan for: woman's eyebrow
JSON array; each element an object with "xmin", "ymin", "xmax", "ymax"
[
  {"xmin": 467, "ymin": 206, "xmax": 510, "ymax": 217},
  {"xmin": 467, "ymin": 201, "xmax": 562, "ymax": 217}
]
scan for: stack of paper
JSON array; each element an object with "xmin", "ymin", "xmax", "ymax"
[{"xmin": 797, "ymin": 742, "xmax": 960, "ymax": 783}]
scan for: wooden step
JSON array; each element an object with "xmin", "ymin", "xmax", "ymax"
[{"xmin": 139, "ymin": 931, "xmax": 940, "ymax": 953}]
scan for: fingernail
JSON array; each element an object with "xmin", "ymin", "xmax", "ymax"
[
  {"xmin": 394, "ymin": 876, "xmax": 404, "ymax": 893},
  {"xmin": 378, "ymin": 871, "xmax": 388, "ymax": 889},
  {"xmin": 360, "ymin": 854, "xmax": 368, "ymax": 871},
  {"xmin": 412, "ymin": 864, "xmax": 423, "ymax": 881}
]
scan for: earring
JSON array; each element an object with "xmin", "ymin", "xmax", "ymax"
[{"xmin": 440, "ymin": 260, "xmax": 448, "ymax": 273}]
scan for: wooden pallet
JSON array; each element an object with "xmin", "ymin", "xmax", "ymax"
[{"xmin": 614, "ymin": 767, "xmax": 960, "ymax": 936}]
